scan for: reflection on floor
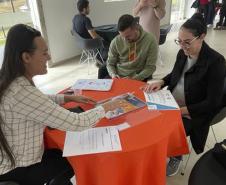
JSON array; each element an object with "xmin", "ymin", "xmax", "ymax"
[{"xmin": 34, "ymin": 27, "xmax": 226, "ymax": 185}]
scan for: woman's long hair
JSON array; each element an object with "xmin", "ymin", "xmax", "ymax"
[{"xmin": 0, "ymin": 24, "xmax": 41, "ymax": 167}]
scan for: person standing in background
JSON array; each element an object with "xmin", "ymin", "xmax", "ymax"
[
  {"xmin": 133, "ymin": 0, "xmax": 166, "ymax": 42},
  {"xmin": 214, "ymin": 0, "xmax": 226, "ymax": 29},
  {"xmin": 198, "ymin": 0, "xmax": 209, "ymax": 24}
]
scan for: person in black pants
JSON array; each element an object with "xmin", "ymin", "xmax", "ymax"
[
  {"xmin": 143, "ymin": 13, "xmax": 226, "ymax": 176},
  {"xmin": 0, "ymin": 149, "xmax": 74, "ymax": 185},
  {"xmin": 214, "ymin": 0, "xmax": 226, "ymax": 29}
]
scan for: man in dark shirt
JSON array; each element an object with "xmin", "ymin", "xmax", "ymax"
[
  {"xmin": 72, "ymin": 0, "xmax": 109, "ymax": 65},
  {"xmin": 73, "ymin": 0, "xmax": 100, "ymax": 39}
]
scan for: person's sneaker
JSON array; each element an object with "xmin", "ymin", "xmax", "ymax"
[
  {"xmin": 214, "ymin": 26, "xmax": 222, "ymax": 30},
  {"xmin": 166, "ymin": 157, "xmax": 182, "ymax": 176},
  {"xmin": 207, "ymin": 24, "xmax": 213, "ymax": 28}
]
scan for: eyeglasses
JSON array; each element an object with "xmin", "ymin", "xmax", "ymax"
[{"xmin": 174, "ymin": 36, "xmax": 199, "ymax": 48}]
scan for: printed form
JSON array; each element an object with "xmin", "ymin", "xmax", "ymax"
[
  {"xmin": 144, "ymin": 90, "xmax": 179, "ymax": 110},
  {"xmin": 63, "ymin": 126, "xmax": 123, "ymax": 156}
]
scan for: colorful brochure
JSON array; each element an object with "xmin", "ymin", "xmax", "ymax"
[{"xmin": 97, "ymin": 93, "xmax": 146, "ymax": 119}]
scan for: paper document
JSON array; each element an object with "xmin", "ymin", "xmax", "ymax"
[
  {"xmin": 114, "ymin": 122, "xmax": 131, "ymax": 131},
  {"xmin": 63, "ymin": 126, "xmax": 121, "ymax": 156},
  {"xmin": 71, "ymin": 79, "xmax": 113, "ymax": 91},
  {"xmin": 144, "ymin": 90, "xmax": 179, "ymax": 110}
]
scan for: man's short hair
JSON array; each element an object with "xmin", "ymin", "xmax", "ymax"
[
  {"xmin": 77, "ymin": 0, "xmax": 89, "ymax": 12},
  {"xmin": 117, "ymin": 14, "xmax": 138, "ymax": 32}
]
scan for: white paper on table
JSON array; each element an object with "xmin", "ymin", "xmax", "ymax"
[
  {"xmin": 71, "ymin": 79, "xmax": 113, "ymax": 91},
  {"xmin": 63, "ymin": 126, "xmax": 121, "ymax": 157},
  {"xmin": 114, "ymin": 122, "xmax": 130, "ymax": 131},
  {"xmin": 144, "ymin": 90, "xmax": 179, "ymax": 110}
]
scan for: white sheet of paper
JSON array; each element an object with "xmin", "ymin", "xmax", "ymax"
[
  {"xmin": 144, "ymin": 90, "xmax": 179, "ymax": 110},
  {"xmin": 63, "ymin": 126, "xmax": 122, "ymax": 157},
  {"xmin": 114, "ymin": 122, "xmax": 130, "ymax": 131},
  {"xmin": 71, "ymin": 79, "xmax": 113, "ymax": 91}
]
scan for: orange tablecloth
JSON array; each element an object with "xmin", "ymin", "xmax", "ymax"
[{"xmin": 45, "ymin": 79, "xmax": 189, "ymax": 185}]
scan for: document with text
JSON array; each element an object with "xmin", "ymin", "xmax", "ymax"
[
  {"xmin": 63, "ymin": 126, "xmax": 122, "ymax": 156},
  {"xmin": 144, "ymin": 90, "xmax": 179, "ymax": 110},
  {"xmin": 71, "ymin": 79, "xmax": 113, "ymax": 91}
]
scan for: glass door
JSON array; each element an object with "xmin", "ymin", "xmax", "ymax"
[
  {"xmin": 171, "ymin": 0, "xmax": 186, "ymax": 23},
  {"xmin": 0, "ymin": 0, "xmax": 33, "ymax": 66}
]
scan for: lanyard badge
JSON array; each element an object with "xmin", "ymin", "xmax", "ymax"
[{"xmin": 128, "ymin": 42, "xmax": 136, "ymax": 62}]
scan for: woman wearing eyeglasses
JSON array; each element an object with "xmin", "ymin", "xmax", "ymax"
[{"xmin": 143, "ymin": 13, "xmax": 226, "ymax": 176}]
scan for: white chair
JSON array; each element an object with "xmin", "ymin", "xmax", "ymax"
[{"xmin": 71, "ymin": 30, "xmax": 104, "ymax": 74}]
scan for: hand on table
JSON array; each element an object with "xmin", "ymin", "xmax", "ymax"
[
  {"xmin": 65, "ymin": 95, "xmax": 97, "ymax": 104},
  {"xmin": 180, "ymin": 106, "xmax": 191, "ymax": 119},
  {"xmin": 141, "ymin": 80, "xmax": 164, "ymax": 93},
  {"xmin": 112, "ymin": 74, "xmax": 120, "ymax": 79}
]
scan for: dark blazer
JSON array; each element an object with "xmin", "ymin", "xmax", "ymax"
[{"xmin": 163, "ymin": 42, "xmax": 226, "ymax": 154}]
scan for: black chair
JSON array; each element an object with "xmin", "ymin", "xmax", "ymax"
[
  {"xmin": 188, "ymin": 149, "xmax": 226, "ymax": 185},
  {"xmin": 71, "ymin": 30, "xmax": 104, "ymax": 73},
  {"xmin": 181, "ymin": 106, "xmax": 226, "ymax": 175},
  {"xmin": 0, "ymin": 182, "xmax": 19, "ymax": 185},
  {"xmin": 158, "ymin": 24, "xmax": 173, "ymax": 65},
  {"xmin": 159, "ymin": 24, "xmax": 173, "ymax": 45},
  {"xmin": 95, "ymin": 24, "xmax": 118, "ymax": 43}
]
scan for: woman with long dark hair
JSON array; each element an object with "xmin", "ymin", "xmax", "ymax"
[
  {"xmin": 143, "ymin": 13, "xmax": 226, "ymax": 176},
  {"xmin": 0, "ymin": 24, "xmax": 107, "ymax": 184}
]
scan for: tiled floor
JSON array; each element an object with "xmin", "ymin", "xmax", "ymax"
[{"xmin": 34, "ymin": 27, "xmax": 226, "ymax": 185}]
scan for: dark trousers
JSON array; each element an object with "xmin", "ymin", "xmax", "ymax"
[
  {"xmin": 98, "ymin": 65, "xmax": 111, "ymax": 79},
  {"xmin": 175, "ymin": 117, "xmax": 193, "ymax": 160},
  {"xmin": 216, "ymin": 8, "xmax": 226, "ymax": 27},
  {"xmin": 207, "ymin": 2, "xmax": 216, "ymax": 25},
  {"xmin": 199, "ymin": 4, "xmax": 209, "ymax": 24},
  {"xmin": 0, "ymin": 149, "xmax": 74, "ymax": 185}
]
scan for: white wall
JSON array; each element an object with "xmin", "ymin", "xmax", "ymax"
[
  {"xmin": 41, "ymin": 0, "xmax": 79, "ymax": 66},
  {"xmin": 184, "ymin": 0, "xmax": 196, "ymax": 19},
  {"xmin": 90, "ymin": 0, "xmax": 171, "ymax": 26},
  {"xmin": 40, "ymin": 0, "xmax": 171, "ymax": 66}
]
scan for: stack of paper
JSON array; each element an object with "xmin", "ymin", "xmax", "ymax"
[
  {"xmin": 144, "ymin": 90, "xmax": 179, "ymax": 110},
  {"xmin": 71, "ymin": 79, "xmax": 113, "ymax": 91}
]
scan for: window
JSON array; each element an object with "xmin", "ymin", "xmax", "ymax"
[
  {"xmin": 0, "ymin": 0, "xmax": 29, "ymax": 13},
  {"xmin": 0, "ymin": 0, "xmax": 32, "ymax": 46}
]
